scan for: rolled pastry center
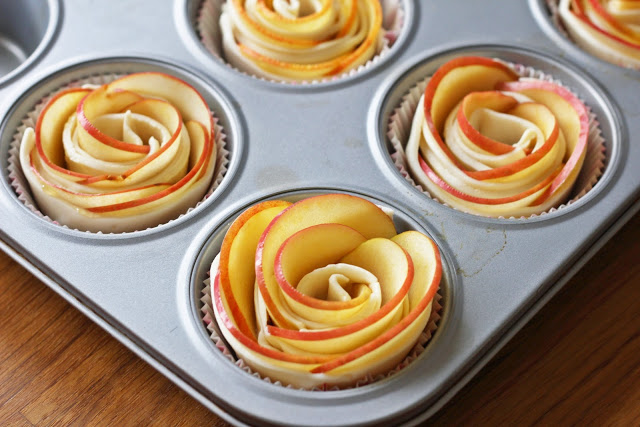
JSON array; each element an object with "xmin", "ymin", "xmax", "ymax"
[{"xmin": 296, "ymin": 263, "xmax": 380, "ymax": 303}]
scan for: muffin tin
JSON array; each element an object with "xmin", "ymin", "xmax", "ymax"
[{"xmin": 1, "ymin": 0, "xmax": 639, "ymax": 425}]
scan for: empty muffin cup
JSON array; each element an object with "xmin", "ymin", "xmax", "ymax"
[{"xmin": 0, "ymin": 0, "xmax": 60, "ymax": 85}]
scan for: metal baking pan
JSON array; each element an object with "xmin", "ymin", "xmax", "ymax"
[{"xmin": 1, "ymin": 0, "xmax": 638, "ymax": 425}]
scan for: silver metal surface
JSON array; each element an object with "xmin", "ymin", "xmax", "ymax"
[
  {"xmin": 0, "ymin": 0, "xmax": 60, "ymax": 86},
  {"xmin": 0, "ymin": 0, "xmax": 639, "ymax": 425}
]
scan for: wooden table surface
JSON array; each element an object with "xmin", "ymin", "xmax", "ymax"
[{"xmin": 1, "ymin": 212, "xmax": 639, "ymax": 426}]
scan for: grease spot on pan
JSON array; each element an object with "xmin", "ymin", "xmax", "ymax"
[
  {"xmin": 428, "ymin": 220, "xmax": 507, "ymax": 279},
  {"xmin": 457, "ymin": 228, "xmax": 507, "ymax": 278}
]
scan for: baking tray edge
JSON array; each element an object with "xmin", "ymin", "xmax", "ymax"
[
  {"xmin": 0, "ymin": 235, "xmax": 245, "ymax": 426},
  {"xmin": 407, "ymin": 196, "xmax": 640, "ymax": 425}
]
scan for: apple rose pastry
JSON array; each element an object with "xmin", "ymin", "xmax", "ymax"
[
  {"xmin": 218, "ymin": 0, "xmax": 384, "ymax": 81},
  {"xmin": 210, "ymin": 193, "xmax": 441, "ymax": 388},
  {"xmin": 403, "ymin": 56, "xmax": 589, "ymax": 218},
  {"xmin": 556, "ymin": 0, "xmax": 640, "ymax": 68},
  {"xmin": 18, "ymin": 73, "xmax": 217, "ymax": 233}
]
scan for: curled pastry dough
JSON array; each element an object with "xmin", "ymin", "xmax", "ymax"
[
  {"xmin": 220, "ymin": 0, "xmax": 384, "ymax": 81},
  {"xmin": 19, "ymin": 73, "xmax": 217, "ymax": 232},
  {"xmin": 404, "ymin": 56, "xmax": 589, "ymax": 217},
  {"xmin": 211, "ymin": 194, "xmax": 441, "ymax": 388}
]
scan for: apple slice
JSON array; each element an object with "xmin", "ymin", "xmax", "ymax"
[
  {"xmin": 583, "ymin": 0, "xmax": 640, "ymax": 43},
  {"xmin": 457, "ymin": 91, "xmax": 520, "ymax": 155},
  {"xmin": 19, "ymin": 72, "xmax": 217, "ymax": 232},
  {"xmin": 23, "ymin": 119, "xmax": 213, "ymax": 232},
  {"xmin": 283, "ymin": 263, "xmax": 380, "ymax": 327},
  {"xmin": 558, "ymin": 0, "xmax": 640, "ymax": 68},
  {"xmin": 76, "ymin": 86, "xmax": 148, "ymax": 161},
  {"xmin": 218, "ymin": 200, "xmax": 292, "ymax": 339},
  {"xmin": 421, "ymin": 57, "xmax": 520, "ymax": 175},
  {"xmin": 106, "ymin": 99, "xmax": 187, "ymax": 186},
  {"xmin": 212, "ymin": 272, "xmax": 332, "ymax": 367},
  {"xmin": 311, "ymin": 231, "xmax": 441, "ymax": 376},
  {"xmin": 222, "ymin": 0, "xmax": 382, "ymax": 80},
  {"xmin": 264, "ymin": 238, "xmax": 413, "ymax": 355},
  {"xmin": 403, "ymin": 55, "xmax": 592, "ymax": 218},
  {"xmin": 424, "ymin": 56, "xmax": 519, "ymax": 136},
  {"xmin": 419, "ymin": 157, "xmax": 561, "ymax": 206},
  {"xmin": 85, "ymin": 119, "xmax": 213, "ymax": 214},
  {"xmin": 232, "ymin": 0, "xmax": 334, "ymax": 47},
  {"xmin": 464, "ymin": 102, "xmax": 563, "ymax": 181},
  {"xmin": 255, "ymin": 193, "xmax": 397, "ymax": 329},
  {"xmin": 497, "ymin": 80, "xmax": 589, "ymax": 203},
  {"xmin": 107, "ymin": 72, "xmax": 213, "ymax": 137},
  {"xmin": 36, "ymin": 88, "xmax": 92, "ymax": 174},
  {"xmin": 209, "ymin": 194, "xmax": 443, "ymax": 388},
  {"xmin": 274, "ymin": 223, "xmax": 368, "ymax": 309},
  {"xmin": 274, "ymin": 223, "xmax": 378, "ymax": 327}
]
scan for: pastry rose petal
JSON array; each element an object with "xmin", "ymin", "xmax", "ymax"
[
  {"xmin": 211, "ymin": 194, "xmax": 441, "ymax": 388},
  {"xmin": 405, "ymin": 56, "xmax": 589, "ymax": 218},
  {"xmin": 558, "ymin": 0, "xmax": 640, "ymax": 68},
  {"xmin": 19, "ymin": 72, "xmax": 217, "ymax": 233},
  {"xmin": 220, "ymin": 0, "xmax": 383, "ymax": 81}
]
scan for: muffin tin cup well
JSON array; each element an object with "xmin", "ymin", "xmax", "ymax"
[
  {"xmin": 0, "ymin": 56, "xmax": 243, "ymax": 238},
  {"xmin": 0, "ymin": 0, "xmax": 60, "ymax": 86},
  {"xmin": 176, "ymin": 0, "xmax": 413, "ymax": 87},
  {"xmin": 367, "ymin": 43, "xmax": 622, "ymax": 224},
  {"xmin": 183, "ymin": 187, "xmax": 457, "ymax": 426}
]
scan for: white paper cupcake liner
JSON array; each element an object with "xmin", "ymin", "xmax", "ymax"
[
  {"xmin": 200, "ymin": 276, "xmax": 443, "ymax": 391},
  {"xmin": 546, "ymin": 0, "xmax": 569, "ymax": 39},
  {"xmin": 387, "ymin": 60, "xmax": 607, "ymax": 220},
  {"xmin": 7, "ymin": 72, "xmax": 230, "ymax": 234},
  {"xmin": 196, "ymin": 0, "xmax": 405, "ymax": 84}
]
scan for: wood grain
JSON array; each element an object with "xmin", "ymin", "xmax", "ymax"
[{"xmin": 1, "ymin": 212, "xmax": 638, "ymax": 426}]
